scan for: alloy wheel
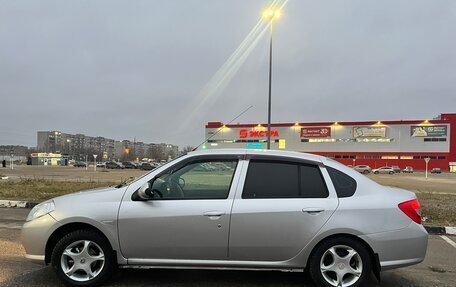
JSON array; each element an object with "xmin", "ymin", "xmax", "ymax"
[
  {"xmin": 319, "ymin": 245, "xmax": 363, "ymax": 287},
  {"xmin": 60, "ymin": 240, "xmax": 105, "ymax": 282}
]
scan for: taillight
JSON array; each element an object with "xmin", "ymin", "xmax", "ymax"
[{"xmin": 398, "ymin": 199, "xmax": 422, "ymax": 224}]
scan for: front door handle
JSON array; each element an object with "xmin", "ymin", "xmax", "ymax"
[
  {"xmin": 203, "ymin": 211, "xmax": 225, "ymax": 218},
  {"xmin": 302, "ymin": 208, "xmax": 325, "ymax": 214}
]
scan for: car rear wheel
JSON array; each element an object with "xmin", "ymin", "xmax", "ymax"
[
  {"xmin": 373, "ymin": 171, "xmax": 379, "ymax": 174},
  {"xmin": 389, "ymin": 171, "xmax": 394, "ymax": 174},
  {"xmin": 51, "ymin": 229, "xmax": 115, "ymax": 286},
  {"xmin": 362, "ymin": 170, "xmax": 369, "ymax": 174},
  {"xmin": 309, "ymin": 237, "xmax": 372, "ymax": 287}
]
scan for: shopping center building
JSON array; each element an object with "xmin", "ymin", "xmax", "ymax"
[{"xmin": 204, "ymin": 113, "xmax": 456, "ymax": 172}]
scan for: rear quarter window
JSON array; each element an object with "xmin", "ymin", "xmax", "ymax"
[{"xmin": 327, "ymin": 167, "xmax": 357, "ymax": 198}]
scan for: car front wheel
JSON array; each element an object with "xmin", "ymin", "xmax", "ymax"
[
  {"xmin": 309, "ymin": 237, "xmax": 372, "ymax": 287},
  {"xmin": 51, "ymin": 229, "xmax": 115, "ymax": 286}
]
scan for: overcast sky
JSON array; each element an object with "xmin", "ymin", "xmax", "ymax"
[{"xmin": 1, "ymin": 0, "xmax": 455, "ymax": 148}]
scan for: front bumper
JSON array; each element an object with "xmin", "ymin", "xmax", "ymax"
[
  {"xmin": 21, "ymin": 214, "xmax": 60, "ymax": 264},
  {"xmin": 360, "ymin": 222, "xmax": 428, "ymax": 271}
]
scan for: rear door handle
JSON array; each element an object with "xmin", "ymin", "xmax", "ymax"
[
  {"xmin": 203, "ymin": 211, "xmax": 225, "ymax": 218},
  {"xmin": 302, "ymin": 208, "xmax": 325, "ymax": 214}
]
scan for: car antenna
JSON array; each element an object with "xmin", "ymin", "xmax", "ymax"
[{"xmin": 192, "ymin": 105, "xmax": 253, "ymax": 151}]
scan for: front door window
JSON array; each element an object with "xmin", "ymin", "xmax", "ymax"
[{"xmin": 150, "ymin": 160, "xmax": 238, "ymax": 200}]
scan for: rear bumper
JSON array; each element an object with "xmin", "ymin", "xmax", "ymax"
[{"xmin": 360, "ymin": 222, "xmax": 428, "ymax": 271}]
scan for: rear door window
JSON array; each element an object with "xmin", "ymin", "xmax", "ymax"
[
  {"xmin": 242, "ymin": 161, "xmax": 299, "ymax": 198},
  {"xmin": 242, "ymin": 160, "xmax": 328, "ymax": 199},
  {"xmin": 300, "ymin": 165, "xmax": 329, "ymax": 198}
]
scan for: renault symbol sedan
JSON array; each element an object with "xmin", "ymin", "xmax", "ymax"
[{"xmin": 22, "ymin": 149, "xmax": 427, "ymax": 287}]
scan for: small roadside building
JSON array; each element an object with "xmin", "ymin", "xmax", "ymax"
[{"xmin": 30, "ymin": 153, "xmax": 63, "ymax": 166}]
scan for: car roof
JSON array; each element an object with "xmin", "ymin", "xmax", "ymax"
[{"xmin": 188, "ymin": 149, "xmax": 325, "ymax": 164}]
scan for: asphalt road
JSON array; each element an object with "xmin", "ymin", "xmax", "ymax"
[{"xmin": 1, "ymin": 208, "xmax": 455, "ymax": 287}]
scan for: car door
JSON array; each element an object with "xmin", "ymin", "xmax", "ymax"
[
  {"xmin": 118, "ymin": 156, "xmax": 243, "ymax": 261},
  {"xmin": 229, "ymin": 158, "xmax": 338, "ymax": 261}
]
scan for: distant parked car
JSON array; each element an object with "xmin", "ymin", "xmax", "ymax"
[
  {"xmin": 431, "ymin": 168, "xmax": 442, "ymax": 174},
  {"xmin": 122, "ymin": 162, "xmax": 137, "ymax": 169},
  {"xmin": 403, "ymin": 166, "xmax": 414, "ymax": 173},
  {"xmin": 354, "ymin": 165, "xmax": 372, "ymax": 174},
  {"xmin": 96, "ymin": 162, "xmax": 106, "ymax": 168},
  {"xmin": 193, "ymin": 162, "xmax": 217, "ymax": 171},
  {"xmin": 139, "ymin": 162, "xmax": 155, "ymax": 170},
  {"xmin": 372, "ymin": 166, "xmax": 395, "ymax": 174},
  {"xmin": 73, "ymin": 161, "xmax": 86, "ymax": 168},
  {"xmin": 106, "ymin": 161, "xmax": 123, "ymax": 169},
  {"xmin": 392, "ymin": 166, "xmax": 401, "ymax": 173}
]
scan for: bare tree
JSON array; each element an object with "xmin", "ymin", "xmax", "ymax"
[
  {"xmin": 181, "ymin": 146, "xmax": 194, "ymax": 155},
  {"xmin": 146, "ymin": 145, "xmax": 165, "ymax": 161}
]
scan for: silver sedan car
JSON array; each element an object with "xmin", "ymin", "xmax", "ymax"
[
  {"xmin": 372, "ymin": 166, "xmax": 396, "ymax": 174},
  {"xmin": 22, "ymin": 149, "xmax": 428, "ymax": 287}
]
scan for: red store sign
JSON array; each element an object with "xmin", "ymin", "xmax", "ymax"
[
  {"xmin": 240, "ymin": 129, "xmax": 279, "ymax": 138},
  {"xmin": 301, "ymin": 127, "xmax": 331, "ymax": 138}
]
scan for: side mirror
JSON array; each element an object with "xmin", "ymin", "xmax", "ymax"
[{"xmin": 134, "ymin": 182, "xmax": 154, "ymax": 201}]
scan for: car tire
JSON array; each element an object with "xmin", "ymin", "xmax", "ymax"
[
  {"xmin": 51, "ymin": 229, "xmax": 115, "ymax": 287},
  {"xmin": 363, "ymin": 170, "xmax": 369, "ymax": 174},
  {"xmin": 373, "ymin": 171, "xmax": 379, "ymax": 174},
  {"xmin": 309, "ymin": 237, "xmax": 372, "ymax": 287},
  {"xmin": 389, "ymin": 171, "xmax": 394, "ymax": 174}
]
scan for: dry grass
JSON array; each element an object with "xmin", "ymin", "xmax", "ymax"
[
  {"xmin": 416, "ymin": 193, "xmax": 456, "ymax": 227},
  {"xmin": 0, "ymin": 179, "xmax": 113, "ymax": 201}
]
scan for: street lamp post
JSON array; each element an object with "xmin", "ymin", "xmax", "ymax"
[
  {"xmin": 10, "ymin": 152, "xmax": 14, "ymax": 170},
  {"xmin": 262, "ymin": 8, "xmax": 281, "ymax": 149}
]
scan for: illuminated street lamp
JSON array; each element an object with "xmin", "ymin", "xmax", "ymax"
[{"xmin": 262, "ymin": 8, "xmax": 281, "ymax": 149}]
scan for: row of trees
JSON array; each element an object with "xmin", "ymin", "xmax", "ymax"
[
  {"xmin": 122, "ymin": 145, "xmax": 194, "ymax": 162},
  {"xmin": 144, "ymin": 145, "xmax": 176, "ymax": 161}
]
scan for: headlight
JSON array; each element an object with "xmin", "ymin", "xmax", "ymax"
[{"xmin": 26, "ymin": 200, "xmax": 55, "ymax": 222}]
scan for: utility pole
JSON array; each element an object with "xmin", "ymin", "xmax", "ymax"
[{"xmin": 93, "ymin": 154, "xmax": 98, "ymax": 172}]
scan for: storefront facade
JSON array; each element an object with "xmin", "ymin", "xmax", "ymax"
[
  {"xmin": 30, "ymin": 153, "xmax": 63, "ymax": 166},
  {"xmin": 204, "ymin": 113, "xmax": 456, "ymax": 171}
]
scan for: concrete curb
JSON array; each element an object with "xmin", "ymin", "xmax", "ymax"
[
  {"xmin": 1, "ymin": 200, "xmax": 455, "ymax": 235},
  {"xmin": 424, "ymin": 226, "xmax": 456, "ymax": 235},
  {"xmin": 0, "ymin": 200, "xmax": 39, "ymax": 209}
]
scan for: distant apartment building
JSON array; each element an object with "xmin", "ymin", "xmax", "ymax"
[
  {"xmin": 37, "ymin": 131, "xmax": 116, "ymax": 159},
  {"xmin": 37, "ymin": 131, "xmax": 178, "ymax": 161}
]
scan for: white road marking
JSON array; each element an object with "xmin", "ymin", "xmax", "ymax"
[{"xmin": 440, "ymin": 235, "xmax": 456, "ymax": 249}]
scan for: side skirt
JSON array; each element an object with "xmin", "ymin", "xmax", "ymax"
[
  {"xmin": 120, "ymin": 265, "xmax": 303, "ymax": 272},
  {"xmin": 122, "ymin": 258, "xmax": 304, "ymax": 272}
]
